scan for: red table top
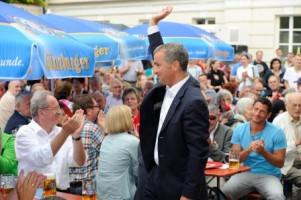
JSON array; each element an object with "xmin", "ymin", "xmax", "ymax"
[
  {"xmin": 34, "ymin": 192, "xmax": 82, "ymax": 200},
  {"xmin": 57, "ymin": 192, "xmax": 82, "ymax": 200},
  {"xmin": 205, "ymin": 165, "xmax": 250, "ymax": 177}
]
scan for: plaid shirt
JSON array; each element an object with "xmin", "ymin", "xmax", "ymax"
[{"xmin": 69, "ymin": 119, "xmax": 105, "ymax": 181}]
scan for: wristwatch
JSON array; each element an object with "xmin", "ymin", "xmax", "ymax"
[{"xmin": 72, "ymin": 136, "xmax": 81, "ymax": 141}]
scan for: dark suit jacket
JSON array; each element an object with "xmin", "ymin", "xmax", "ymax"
[
  {"xmin": 209, "ymin": 123, "xmax": 233, "ymax": 162},
  {"xmin": 140, "ymin": 31, "xmax": 209, "ymax": 199}
]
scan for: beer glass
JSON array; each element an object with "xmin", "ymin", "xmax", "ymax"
[
  {"xmin": 0, "ymin": 174, "xmax": 15, "ymax": 197},
  {"xmin": 43, "ymin": 173, "xmax": 56, "ymax": 197},
  {"xmin": 82, "ymin": 179, "xmax": 96, "ymax": 200},
  {"xmin": 229, "ymin": 149, "xmax": 240, "ymax": 169}
]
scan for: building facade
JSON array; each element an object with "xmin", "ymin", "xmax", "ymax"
[{"xmin": 34, "ymin": 0, "xmax": 301, "ymax": 61}]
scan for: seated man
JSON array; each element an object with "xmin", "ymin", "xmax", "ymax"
[
  {"xmin": 4, "ymin": 91, "xmax": 32, "ymax": 135},
  {"xmin": 207, "ymin": 104, "xmax": 233, "ymax": 162},
  {"xmin": 69, "ymin": 94, "xmax": 105, "ymax": 195},
  {"xmin": 15, "ymin": 90, "xmax": 86, "ymax": 191},
  {"xmin": 222, "ymin": 98, "xmax": 286, "ymax": 200},
  {"xmin": 0, "ymin": 131, "xmax": 17, "ymax": 176},
  {"xmin": 273, "ymin": 92, "xmax": 301, "ymax": 187}
]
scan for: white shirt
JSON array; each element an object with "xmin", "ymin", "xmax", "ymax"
[
  {"xmin": 236, "ymin": 64, "xmax": 259, "ymax": 91},
  {"xmin": 283, "ymin": 67, "xmax": 301, "ymax": 90},
  {"xmin": 15, "ymin": 120, "xmax": 80, "ymax": 189},
  {"xmin": 273, "ymin": 111, "xmax": 301, "ymax": 175},
  {"xmin": 154, "ymin": 75, "xmax": 189, "ymax": 165}
]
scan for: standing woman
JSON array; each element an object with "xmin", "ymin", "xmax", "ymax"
[
  {"xmin": 207, "ymin": 60, "xmax": 228, "ymax": 92},
  {"xmin": 236, "ymin": 54, "xmax": 259, "ymax": 92},
  {"xmin": 96, "ymin": 105, "xmax": 139, "ymax": 200},
  {"xmin": 263, "ymin": 58, "xmax": 285, "ymax": 89}
]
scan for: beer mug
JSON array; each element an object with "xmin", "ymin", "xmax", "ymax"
[
  {"xmin": 43, "ymin": 173, "xmax": 56, "ymax": 197},
  {"xmin": 0, "ymin": 174, "xmax": 15, "ymax": 197},
  {"xmin": 82, "ymin": 179, "xmax": 96, "ymax": 200},
  {"xmin": 229, "ymin": 149, "xmax": 240, "ymax": 169}
]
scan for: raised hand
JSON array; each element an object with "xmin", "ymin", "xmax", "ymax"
[
  {"xmin": 97, "ymin": 109, "xmax": 105, "ymax": 129},
  {"xmin": 62, "ymin": 109, "xmax": 85, "ymax": 135},
  {"xmin": 150, "ymin": 6, "xmax": 173, "ymax": 26}
]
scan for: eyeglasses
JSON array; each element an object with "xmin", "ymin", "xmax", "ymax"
[
  {"xmin": 42, "ymin": 105, "xmax": 60, "ymax": 111},
  {"xmin": 209, "ymin": 115, "xmax": 217, "ymax": 120}
]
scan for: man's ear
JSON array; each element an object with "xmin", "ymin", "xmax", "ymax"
[
  {"xmin": 267, "ymin": 111, "xmax": 272, "ymax": 119},
  {"xmin": 172, "ymin": 60, "xmax": 181, "ymax": 71}
]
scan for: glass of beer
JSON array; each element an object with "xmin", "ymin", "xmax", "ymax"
[
  {"xmin": 229, "ymin": 149, "xmax": 240, "ymax": 169},
  {"xmin": 43, "ymin": 173, "xmax": 56, "ymax": 197},
  {"xmin": 82, "ymin": 179, "xmax": 96, "ymax": 200},
  {"xmin": 0, "ymin": 174, "xmax": 15, "ymax": 197}
]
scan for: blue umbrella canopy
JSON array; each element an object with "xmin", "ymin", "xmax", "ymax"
[
  {"xmin": 0, "ymin": 2, "xmax": 95, "ymax": 80},
  {"xmin": 125, "ymin": 21, "xmax": 234, "ymax": 61},
  {"xmin": 40, "ymin": 14, "xmax": 148, "ymax": 62}
]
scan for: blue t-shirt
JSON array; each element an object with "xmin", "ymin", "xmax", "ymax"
[
  {"xmin": 230, "ymin": 62, "xmax": 242, "ymax": 76},
  {"xmin": 231, "ymin": 122, "xmax": 287, "ymax": 179}
]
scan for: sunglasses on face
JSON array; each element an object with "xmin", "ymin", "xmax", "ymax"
[{"xmin": 209, "ymin": 115, "xmax": 217, "ymax": 120}]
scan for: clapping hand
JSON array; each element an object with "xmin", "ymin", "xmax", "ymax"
[
  {"xmin": 16, "ymin": 169, "xmax": 46, "ymax": 200},
  {"xmin": 62, "ymin": 109, "xmax": 85, "ymax": 136},
  {"xmin": 150, "ymin": 6, "xmax": 173, "ymax": 26},
  {"xmin": 251, "ymin": 140, "xmax": 265, "ymax": 154},
  {"xmin": 97, "ymin": 109, "xmax": 105, "ymax": 129}
]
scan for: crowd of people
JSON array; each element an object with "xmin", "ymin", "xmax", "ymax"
[{"xmin": 0, "ymin": 6, "xmax": 301, "ymax": 200}]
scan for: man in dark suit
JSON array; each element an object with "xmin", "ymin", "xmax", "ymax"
[{"xmin": 139, "ymin": 6, "xmax": 210, "ymax": 200}]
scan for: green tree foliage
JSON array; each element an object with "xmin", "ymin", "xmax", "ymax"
[{"xmin": 2, "ymin": 0, "xmax": 47, "ymax": 6}]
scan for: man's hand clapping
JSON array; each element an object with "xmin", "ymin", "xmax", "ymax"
[{"xmin": 62, "ymin": 109, "xmax": 85, "ymax": 136}]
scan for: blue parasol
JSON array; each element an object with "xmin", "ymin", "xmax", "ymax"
[
  {"xmin": 0, "ymin": 2, "xmax": 95, "ymax": 80},
  {"xmin": 125, "ymin": 21, "xmax": 234, "ymax": 61},
  {"xmin": 39, "ymin": 14, "xmax": 148, "ymax": 62}
]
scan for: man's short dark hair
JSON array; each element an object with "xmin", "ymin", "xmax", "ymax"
[
  {"xmin": 253, "ymin": 97, "xmax": 272, "ymax": 113},
  {"xmin": 73, "ymin": 94, "xmax": 94, "ymax": 114}
]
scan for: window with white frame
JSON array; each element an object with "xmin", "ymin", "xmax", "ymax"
[
  {"xmin": 278, "ymin": 16, "xmax": 301, "ymax": 55},
  {"xmin": 193, "ymin": 18, "xmax": 215, "ymax": 25}
]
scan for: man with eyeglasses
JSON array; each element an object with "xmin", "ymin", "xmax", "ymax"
[
  {"xmin": 273, "ymin": 92, "xmax": 301, "ymax": 192},
  {"xmin": 207, "ymin": 104, "xmax": 233, "ymax": 162},
  {"xmin": 69, "ymin": 94, "xmax": 105, "ymax": 195},
  {"xmin": 15, "ymin": 90, "xmax": 87, "ymax": 193}
]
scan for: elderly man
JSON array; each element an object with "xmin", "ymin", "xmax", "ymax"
[
  {"xmin": 264, "ymin": 75, "xmax": 284, "ymax": 99},
  {"xmin": 227, "ymin": 97, "xmax": 254, "ymax": 130},
  {"xmin": 93, "ymin": 91, "xmax": 107, "ymax": 112},
  {"xmin": 15, "ymin": 90, "xmax": 86, "ymax": 191},
  {"xmin": 207, "ymin": 104, "xmax": 233, "ymax": 162},
  {"xmin": 105, "ymin": 78, "xmax": 123, "ymax": 110},
  {"xmin": 69, "ymin": 94, "xmax": 105, "ymax": 195},
  {"xmin": 222, "ymin": 98, "xmax": 286, "ymax": 199},
  {"xmin": 4, "ymin": 91, "xmax": 32, "ymax": 135},
  {"xmin": 273, "ymin": 92, "xmax": 301, "ymax": 187},
  {"xmin": 250, "ymin": 81, "xmax": 264, "ymax": 98},
  {"xmin": 0, "ymin": 80, "xmax": 23, "ymax": 130}
]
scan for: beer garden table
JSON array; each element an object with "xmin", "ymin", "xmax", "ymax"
[{"xmin": 205, "ymin": 165, "xmax": 251, "ymax": 189}]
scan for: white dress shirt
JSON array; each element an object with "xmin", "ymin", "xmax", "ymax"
[
  {"xmin": 154, "ymin": 75, "xmax": 189, "ymax": 165},
  {"xmin": 15, "ymin": 120, "xmax": 80, "ymax": 189},
  {"xmin": 273, "ymin": 111, "xmax": 301, "ymax": 175}
]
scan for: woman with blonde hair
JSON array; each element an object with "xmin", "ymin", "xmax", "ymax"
[{"xmin": 96, "ymin": 105, "xmax": 139, "ymax": 200}]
